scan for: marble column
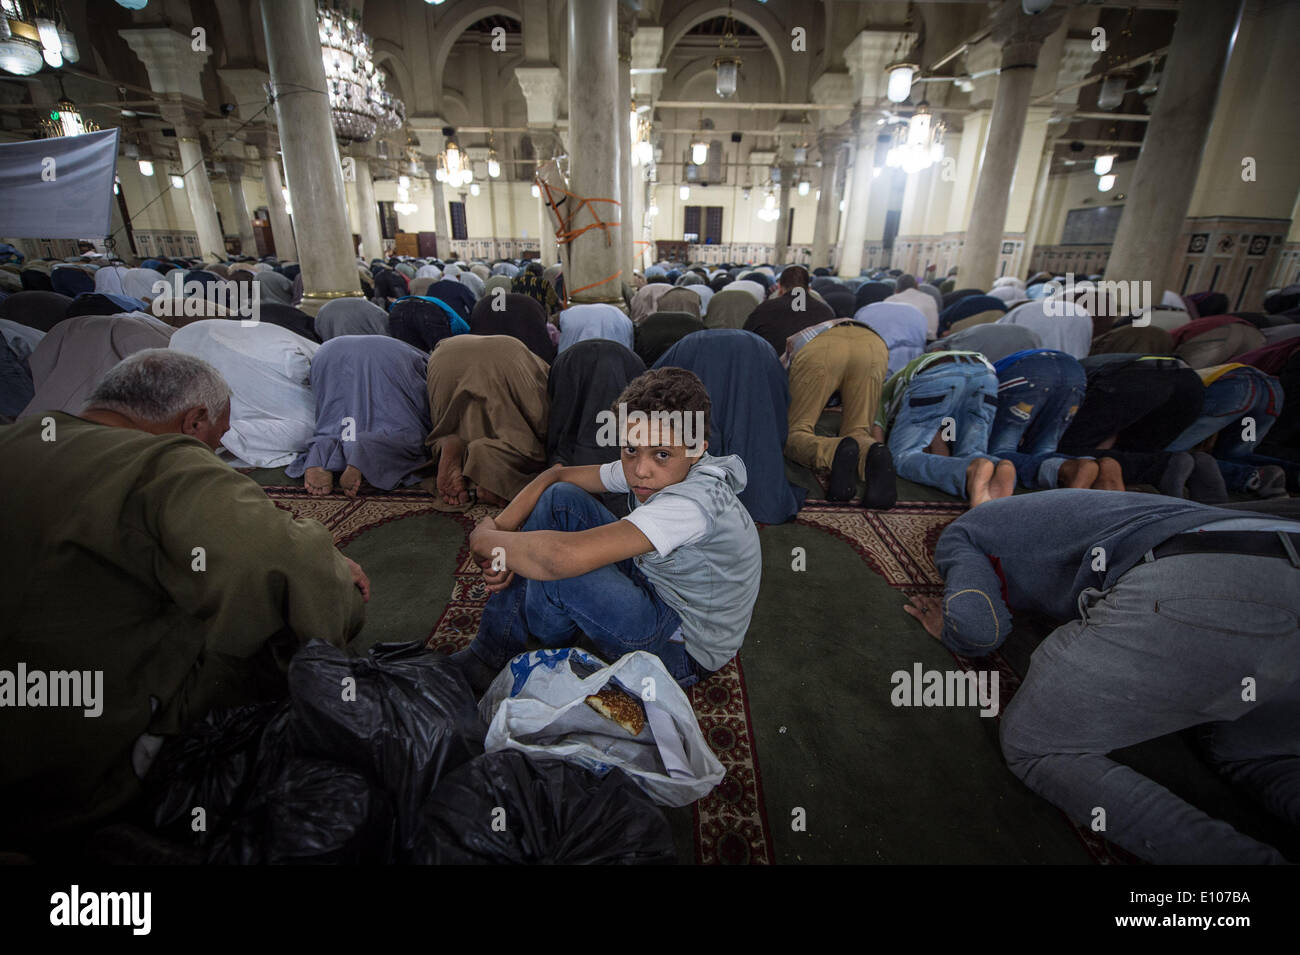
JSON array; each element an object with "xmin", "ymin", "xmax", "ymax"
[
  {"xmin": 957, "ymin": 5, "xmax": 1064, "ymax": 291},
  {"xmin": 169, "ymin": 116, "xmax": 227, "ymax": 261},
  {"xmin": 810, "ymin": 71, "xmax": 852, "ymax": 272},
  {"xmin": 1105, "ymin": 0, "xmax": 1246, "ymax": 292},
  {"xmin": 514, "ymin": 66, "xmax": 564, "ymax": 266},
  {"xmin": 411, "ymin": 122, "xmax": 453, "ymax": 252},
  {"xmin": 566, "ymin": 0, "xmax": 624, "ymax": 305},
  {"xmin": 120, "ymin": 28, "xmax": 225, "ymax": 260},
  {"xmin": 258, "ymin": 147, "xmax": 298, "ymax": 261},
  {"xmin": 1021, "ymin": 138, "xmax": 1059, "ymax": 272},
  {"xmin": 486, "ymin": 174, "xmax": 501, "ymax": 259},
  {"xmin": 618, "ymin": 13, "xmax": 635, "ymax": 283},
  {"xmin": 260, "ymin": 0, "xmax": 361, "ymax": 310},
  {"xmin": 773, "ymin": 163, "xmax": 795, "ymax": 265},
  {"xmin": 838, "ymin": 112, "xmax": 875, "ymax": 277},
  {"xmin": 840, "ymin": 31, "xmax": 914, "ymax": 276},
  {"xmin": 224, "ymin": 163, "xmax": 258, "ymax": 257},
  {"xmin": 353, "ymin": 155, "xmax": 384, "ymax": 262},
  {"xmin": 812, "ymin": 135, "xmax": 844, "ymax": 270},
  {"xmin": 537, "ymin": 185, "xmax": 558, "ymax": 265}
]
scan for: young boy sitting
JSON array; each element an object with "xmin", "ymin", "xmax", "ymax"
[{"xmin": 450, "ymin": 368, "xmax": 762, "ymax": 695}]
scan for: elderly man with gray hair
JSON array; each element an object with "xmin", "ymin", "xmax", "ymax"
[{"xmin": 0, "ymin": 349, "xmax": 370, "ymax": 846}]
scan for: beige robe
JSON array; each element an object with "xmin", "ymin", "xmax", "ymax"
[{"xmin": 425, "ymin": 335, "xmax": 550, "ymax": 501}]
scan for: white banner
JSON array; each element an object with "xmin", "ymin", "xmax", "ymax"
[{"xmin": 0, "ymin": 128, "xmax": 120, "ymax": 239}]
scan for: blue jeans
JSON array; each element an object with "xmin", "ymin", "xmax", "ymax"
[
  {"xmin": 1167, "ymin": 367, "xmax": 1282, "ymax": 455},
  {"xmin": 887, "ymin": 357, "xmax": 1000, "ymax": 499},
  {"xmin": 997, "ymin": 451, "xmax": 1094, "ymax": 491},
  {"xmin": 1001, "ymin": 552, "xmax": 1300, "ymax": 864},
  {"xmin": 1167, "ymin": 367, "xmax": 1284, "ymax": 493},
  {"xmin": 467, "ymin": 482, "xmax": 701, "ymax": 687},
  {"xmin": 988, "ymin": 351, "xmax": 1087, "ymax": 456}
]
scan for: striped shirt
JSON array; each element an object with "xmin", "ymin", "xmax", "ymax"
[{"xmin": 781, "ymin": 316, "xmax": 870, "ymax": 369}]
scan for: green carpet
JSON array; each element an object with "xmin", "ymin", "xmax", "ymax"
[{"xmin": 744, "ymin": 519, "xmax": 1091, "ymax": 863}]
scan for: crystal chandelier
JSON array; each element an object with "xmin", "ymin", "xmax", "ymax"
[
  {"xmin": 394, "ymin": 174, "xmax": 418, "ymax": 216},
  {"xmin": 883, "ymin": 103, "xmax": 944, "ymax": 175},
  {"xmin": 433, "ymin": 128, "xmax": 473, "ymax": 187},
  {"xmin": 318, "ymin": 2, "xmax": 404, "ymax": 143},
  {"xmin": 0, "ymin": 1, "xmax": 80, "ymax": 75},
  {"xmin": 757, "ymin": 188, "xmax": 780, "ymax": 222},
  {"xmin": 38, "ymin": 96, "xmax": 97, "ymax": 137}
]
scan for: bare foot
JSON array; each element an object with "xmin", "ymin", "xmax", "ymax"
[
  {"xmin": 435, "ymin": 435, "xmax": 471, "ymax": 506},
  {"xmin": 1058, "ymin": 458, "xmax": 1100, "ymax": 489},
  {"xmin": 477, "ymin": 487, "xmax": 508, "ymax": 507},
  {"xmin": 966, "ymin": 457, "xmax": 996, "ymax": 506},
  {"xmin": 989, "ymin": 459, "xmax": 1016, "ymax": 501},
  {"xmin": 340, "ymin": 465, "xmax": 364, "ymax": 499},
  {"xmin": 304, "ymin": 466, "xmax": 333, "ymax": 496},
  {"xmin": 1092, "ymin": 456, "xmax": 1125, "ymax": 491},
  {"xmin": 926, "ymin": 429, "xmax": 951, "ymax": 456}
]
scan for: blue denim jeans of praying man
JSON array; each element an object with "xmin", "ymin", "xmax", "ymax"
[
  {"xmin": 988, "ymin": 350, "xmax": 1087, "ymax": 456},
  {"xmin": 466, "ymin": 482, "xmax": 701, "ymax": 687},
  {"xmin": 1000, "ymin": 552, "xmax": 1300, "ymax": 864},
  {"xmin": 996, "ymin": 450, "xmax": 1095, "ymax": 491},
  {"xmin": 887, "ymin": 357, "xmax": 1000, "ymax": 499},
  {"xmin": 1166, "ymin": 367, "xmax": 1284, "ymax": 491},
  {"xmin": 1167, "ymin": 366, "xmax": 1283, "ymax": 456}
]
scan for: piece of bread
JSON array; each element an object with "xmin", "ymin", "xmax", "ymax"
[{"xmin": 585, "ymin": 684, "xmax": 647, "ymax": 736}]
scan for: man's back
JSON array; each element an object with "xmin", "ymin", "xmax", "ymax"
[
  {"xmin": 0, "ymin": 413, "xmax": 363, "ymax": 839},
  {"xmin": 743, "ymin": 291, "xmax": 834, "ymax": 356}
]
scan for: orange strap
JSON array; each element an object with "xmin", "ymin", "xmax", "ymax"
[{"xmin": 538, "ymin": 175, "xmax": 625, "ymax": 305}]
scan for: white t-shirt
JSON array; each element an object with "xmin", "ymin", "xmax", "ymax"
[{"xmin": 599, "ymin": 459, "xmax": 709, "ymax": 555}]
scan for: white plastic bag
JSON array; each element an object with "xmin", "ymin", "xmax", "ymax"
[{"xmin": 479, "ymin": 648, "xmax": 724, "ymax": 807}]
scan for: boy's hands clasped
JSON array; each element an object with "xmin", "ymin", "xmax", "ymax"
[{"xmin": 470, "ymin": 515, "xmax": 516, "ymax": 593}]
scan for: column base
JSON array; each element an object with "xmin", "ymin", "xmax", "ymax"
[{"xmin": 299, "ymin": 288, "xmax": 366, "ymax": 316}]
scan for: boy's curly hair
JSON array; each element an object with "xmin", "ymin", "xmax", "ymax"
[{"xmin": 613, "ymin": 367, "xmax": 711, "ymax": 444}]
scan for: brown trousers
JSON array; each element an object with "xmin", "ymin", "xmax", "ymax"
[{"xmin": 785, "ymin": 324, "xmax": 889, "ymax": 479}]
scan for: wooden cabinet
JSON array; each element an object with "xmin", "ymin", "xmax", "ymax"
[{"xmin": 393, "ymin": 232, "xmax": 420, "ymax": 257}]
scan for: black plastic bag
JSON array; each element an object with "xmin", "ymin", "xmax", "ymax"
[
  {"xmin": 211, "ymin": 757, "xmax": 394, "ymax": 865},
  {"xmin": 408, "ymin": 751, "xmax": 675, "ymax": 865},
  {"xmin": 143, "ymin": 701, "xmax": 283, "ymax": 847},
  {"xmin": 287, "ymin": 640, "xmax": 484, "ymax": 849}
]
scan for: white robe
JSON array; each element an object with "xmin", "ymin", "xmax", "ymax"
[{"xmin": 169, "ymin": 320, "xmax": 318, "ymax": 468}]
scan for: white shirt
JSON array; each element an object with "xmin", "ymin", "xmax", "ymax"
[{"xmin": 599, "ymin": 459, "xmax": 709, "ymax": 556}]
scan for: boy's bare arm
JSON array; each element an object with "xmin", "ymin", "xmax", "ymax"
[
  {"xmin": 470, "ymin": 519, "xmax": 654, "ymax": 580},
  {"xmin": 493, "ymin": 464, "xmax": 608, "ymax": 531}
]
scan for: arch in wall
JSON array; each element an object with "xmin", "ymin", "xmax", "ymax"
[
  {"xmin": 660, "ymin": 0, "xmax": 790, "ymax": 96},
  {"xmin": 429, "ymin": 2, "xmax": 524, "ymax": 115},
  {"xmin": 440, "ymin": 89, "xmax": 471, "ymax": 129},
  {"xmin": 373, "ymin": 40, "xmax": 414, "ymax": 108}
]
